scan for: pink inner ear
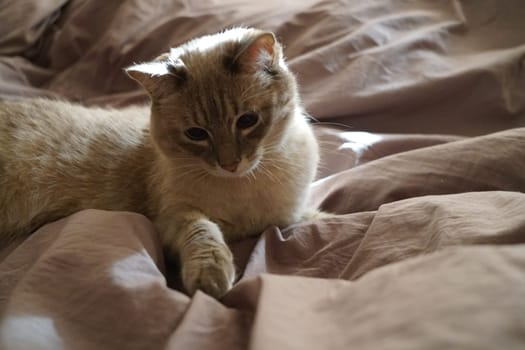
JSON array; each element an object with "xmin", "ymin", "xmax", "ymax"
[{"xmin": 243, "ymin": 33, "xmax": 276, "ymax": 69}]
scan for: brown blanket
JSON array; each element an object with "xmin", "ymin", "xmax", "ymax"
[{"xmin": 1, "ymin": 1, "xmax": 525, "ymax": 349}]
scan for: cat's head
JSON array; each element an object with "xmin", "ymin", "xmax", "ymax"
[{"xmin": 126, "ymin": 28, "xmax": 300, "ymax": 178}]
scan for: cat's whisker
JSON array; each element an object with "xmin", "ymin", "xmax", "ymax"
[
  {"xmin": 245, "ymin": 168, "xmax": 257, "ymax": 183},
  {"xmin": 257, "ymin": 163, "xmax": 283, "ymax": 186},
  {"xmin": 255, "ymin": 165, "xmax": 272, "ymax": 181},
  {"xmin": 173, "ymin": 166, "xmax": 210, "ymax": 180},
  {"xmin": 174, "ymin": 165, "xmax": 201, "ymax": 171},
  {"xmin": 311, "ymin": 121, "xmax": 354, "ymax": 130},
  {"xmin": 262, "ymin": 146, "xmax": 285, "ymax": 157},
  {"xmin": 192, "ymin": 171, "xmax": 211, "ymax": 184},
  {"xmin": 262, "ymin": 156, "xmax": 298, "ymax": 169}
]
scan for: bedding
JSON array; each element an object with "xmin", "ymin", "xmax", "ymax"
[{"xmin": 1, "ymin": 0, "xmax": 524, "ymax": 349}]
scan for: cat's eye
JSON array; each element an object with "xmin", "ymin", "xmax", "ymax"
[
  {"xmin": 185, "ymin": 127, "xmax": 209, "ymax": 141},
  {"xmin": 236, "ymin": 112, "xmax": 259, "ymax": 130}
]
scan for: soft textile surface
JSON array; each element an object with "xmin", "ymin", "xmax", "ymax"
[{"xmin": 1, "ymin": 1, "xmax": 525, "ymax": 349}]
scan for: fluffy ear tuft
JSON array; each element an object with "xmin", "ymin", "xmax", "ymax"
[{"xmin": 235, "ymin": 32, "xmax": 277, "ymax": 73}]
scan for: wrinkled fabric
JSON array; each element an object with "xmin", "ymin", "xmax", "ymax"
[
  {"xmin": 1, "ymin": 127, "xmax": 524, "ymax": 350},
  {"xmin": 1, "ymin": 1, "xmax": 525, "ymax": 349}
]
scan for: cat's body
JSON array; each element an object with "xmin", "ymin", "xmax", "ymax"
[
  {"xmin": 0, "ymin": 101, "xmax": 153, "ymax": 236},
  {"xmin": 0, "ymin": 28, "xmax": 320, "ymax": 297},
  {"xmin": 0, "ymin": 99, "xmax": 315, "ymax": 240}
]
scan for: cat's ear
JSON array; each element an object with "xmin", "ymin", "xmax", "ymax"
[
  {"xmin": 235, "ymin": 32, "xmax": 279, "ymax": 73},
  {"xmin": 126, "ymin": 61, "xmax": 171, "ymax": 94},
  {"xmin": 126, "ymin": 58, "xmax": 186, "ymax": 96}
]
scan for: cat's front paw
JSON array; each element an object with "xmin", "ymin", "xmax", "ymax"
[{"xmin": 181, "ymin": 243, "xmax": 235, "ymax": 299}]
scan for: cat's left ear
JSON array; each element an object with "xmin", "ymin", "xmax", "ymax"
[
  {"xmin": 126, "ymin": 58, "xmax": 185, "ymax": 96},
  {"xmin": 126, "ymin": 62, "xmax": 169, "ymax": 94},
  {"xmin": 236, "ymin": 31, "xmax": 280, "ymax": 73}
]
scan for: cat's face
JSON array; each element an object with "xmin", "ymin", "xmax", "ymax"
[{"xmin": 128, "ymin": 28, "xmax": 298, "ymax": 177}]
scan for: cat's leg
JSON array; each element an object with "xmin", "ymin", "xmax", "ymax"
[{"xmin": 156, "ymin": 212, "xmax": 235, "ymax": 299}]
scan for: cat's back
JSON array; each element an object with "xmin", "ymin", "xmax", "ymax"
[
  {"xmin": 0, "ymin": 98, "xmax": 148, "ymax": 149},
  {"xmin": 0, "ymin": 98, "xmax": 153, "ymax": 238},
  {"xmin": 0, "ymin": 98, "xmax": 151, "ymax": 167},
  {"xmin": 0, "ymin": 97, "xmax": 152, "ymax": 181}
]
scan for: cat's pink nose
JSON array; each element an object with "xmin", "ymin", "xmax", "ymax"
[{"xmin": 220, "ymin": 162, "xmax": 239, "ymax": 173}]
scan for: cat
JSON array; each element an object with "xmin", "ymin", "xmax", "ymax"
[{"xmin": 0, "ymin": 28, "xmax": 320, "ymax": 298}]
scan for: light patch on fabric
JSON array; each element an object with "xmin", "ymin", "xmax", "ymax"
[
  {"xmin": 109, "ymin": 249, "xmax": 163, "ymax": 289},
  {"xmin": 339, "ymin": 131, "xmax": 383, "ymax": 154},
  {"xmin": 0, "ymin": 314, "xmax": 64, "ymax": 350}
]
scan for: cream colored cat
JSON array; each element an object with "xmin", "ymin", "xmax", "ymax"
[{"xmin": 0, "ymin": 28, "xmax": 319, "ymax": 298}]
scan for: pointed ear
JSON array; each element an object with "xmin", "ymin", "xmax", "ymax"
[
  {"xmin": 235, "ymin": 32, "xmax": 278, "ymax": 73},
  {"xmin": 126, "ymin": 61, "xmax": 170, "ymax": 93},
  {"xmin": 126, "ymin": 58, "xmax": 186, "ymax": 96}
]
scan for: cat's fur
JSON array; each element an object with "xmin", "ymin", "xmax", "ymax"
[{"xmin": 0, "ymin": 28, "xmax": 319, "ymax": 298}]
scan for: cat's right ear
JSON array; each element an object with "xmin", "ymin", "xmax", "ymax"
[
  {"xmin": 126, "ymin": 59, "xmax": 186, "ymax": 96},
  {"xmin": 234, "ymin": 31, "xmax": 279, "ymax": 74}
]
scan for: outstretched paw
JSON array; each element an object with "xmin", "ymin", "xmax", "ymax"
[{"xmin": 181, "ymin": 243, "xmax": 235, "ymax": 299}]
